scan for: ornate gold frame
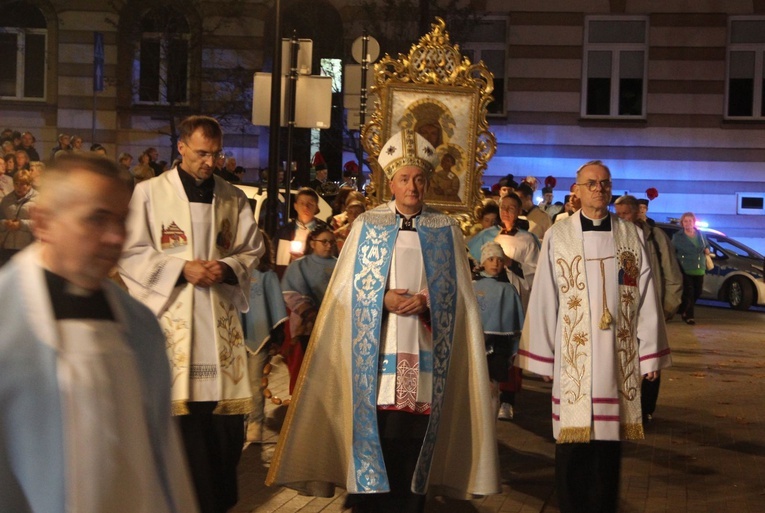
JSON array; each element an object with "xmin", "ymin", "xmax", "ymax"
[{"xmin": 361, "ymin": 17, "xmax": 497, "ymax": 215}]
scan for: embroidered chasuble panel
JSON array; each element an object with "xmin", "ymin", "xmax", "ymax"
[{"xmin": 552, "ymin": 217, "xmax": 644, "ymax": 443}]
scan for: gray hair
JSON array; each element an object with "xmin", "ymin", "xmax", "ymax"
[
  {"xmin": 614, "ymin": 194, "xmax": 639, "ymax": 212},
  {"xmin": 576, "ymin": 160, "xmax": 611, "ymax": 178}
]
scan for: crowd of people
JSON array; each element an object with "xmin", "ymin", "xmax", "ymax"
[{"xmin": 0, "ymin": 119, "xmax": 710, "ymax": 513}]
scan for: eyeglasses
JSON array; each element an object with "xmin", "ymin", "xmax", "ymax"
[
  {"xmin": 184, "ymin": 144, "xmax": 225, "ymax": 162},
  {"xmin": 576, "ymin": 179, "xmax": 612, "ymax": 192},
  {"xmin": 312, "ymin": 238, "xmax": 335, "ymax": 245},
  {"xmin": 195, "ymin": 150, "xmax": 225, "ymax": 162}
]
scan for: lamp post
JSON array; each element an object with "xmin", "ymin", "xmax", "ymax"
[
  {"xmin": 265, "ymin": 0, "xmax": 282, "ymax": 238},
  {"xmin": 284, "ymin": 31, "xmax": 300, "ymax": 221}
]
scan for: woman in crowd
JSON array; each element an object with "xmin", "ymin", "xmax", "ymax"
[
  {"xmin": 0, "ymin": 157, "xmax": 14, "ymax": 198},
  {"xmin": 281, "ymin": 225, "xmax": 338, "ymax": 391},
  {"xmin": 71, "ymin": 135, "xmax": 84, "ymax": 152},
  {"xmin": 468, "ymin": 193, "xmax": 539, "ymax": 309},
  {"xmin": 332, "ymin": 192, "xmax": 365, "ymax": 251},
  {"xmin": 131, "ymin": 151, "xmax": 155, "ymax": 185},
  {"xmin": 0, "ymin": 170, "xmax": 38, "ymax": 264},
  {"xmin": 466, "ymin": 199, "xmax": 500, "ymax": 241},
  {"xmin": 671, "ymin": 212, "xmax": 711, "ymax": 325},
  {"xmin": 28, "ymin": 161, "xmax": 45, "ymax": 189},
  {"xmin": 14, "ymin": 149, "xmax": 30, "ymax": 171},
  {"xmin": 3, "ymin": 154, "xmax": 16, "ymax": 176}
]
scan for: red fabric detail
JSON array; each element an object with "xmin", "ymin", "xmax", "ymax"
[
  {"xmin": 517, "ymin": 349, "xmax": 554, "ymax": 363},
  {"xmin": 545, "ymin": 175, "xmax": 557, "ymax": 188},
  {"xmin": 639, "ymin": 347, "xmax": 671, "ymax": 361},
  {"xmin": 592, "ymin": 397, "xmax": 620, "ymax": 404},
  {"xmin": 312, "ymin": 152, "xmax": 325, "ymax": 166},
  {"xmin": 281, "ymin": 310, "xmax": 305, "ymax": 394},
  {"xmin": 499, "ymin": 365, "xmax": 523, "ymax": 392},
  {"xmin": 646, "ymin": 187, "xmax": 659, "ymax": 200}
]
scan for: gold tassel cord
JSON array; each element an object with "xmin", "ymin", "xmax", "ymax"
[{"xmin": 586, "ymin": 256, "xmax": 615, "ymax": 330}]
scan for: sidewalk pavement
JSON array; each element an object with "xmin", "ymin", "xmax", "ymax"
[{"xmin": 233, "ymin": 304, "xmax": 765, "ymax": 512}]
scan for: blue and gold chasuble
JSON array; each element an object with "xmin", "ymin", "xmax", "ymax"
[{"xmin": 267, "ymin": 204, "xmax": 500, "ymax": 498}]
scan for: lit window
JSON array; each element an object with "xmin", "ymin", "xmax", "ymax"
[
  {"xmin": 462, "ymin": 16, "xmax": 507, "ymax": 116},
  {"xmin": 582, "ymin": 16, "xmax": 647, "ymax": 118},
  {"xmin": 726, "ymin": 17, "xmax": 765, "ymax": 119},
  {"xmin": 0, "ymin": 2, "xmax": 46, "ymax": 100},
  {"xmin": 133, "ymin": 7, "xmax": 190, "ymax": 105}
]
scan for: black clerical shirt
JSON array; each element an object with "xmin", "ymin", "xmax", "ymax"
[
  {"xmin": 178, "ymin": 167, "xmax": 215, "ymax": 203},
  {"xmin": 45, "ymin": 271, "xmax": 114, "ymax": 321}
]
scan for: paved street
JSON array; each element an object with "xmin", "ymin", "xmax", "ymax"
[{"xmin": 233, "ymin": 303, "xmax": 765, "ymax": 513}]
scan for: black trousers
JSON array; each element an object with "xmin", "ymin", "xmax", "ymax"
[
  {"xmin": 344, "ymin": 410, "xmax": 429, "ymax": 513},
  {"xmin": 679, "ymin": 273, "xmax": 704, "ymax": 319},
  {"xmin": 555, "ymin": 441, "xmax": 621, "ymax": 513},
  {"xmin": 641, "ymin": 374, "xmax": 661, "ymax": 416},
  {"xmin": 178, "ymin": 402, "xmax": 245, "ymax": 513}
]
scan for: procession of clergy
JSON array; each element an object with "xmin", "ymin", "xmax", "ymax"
[{"xmin": 0, "ymin": 114, "xmax": 670, "ymax": 513}]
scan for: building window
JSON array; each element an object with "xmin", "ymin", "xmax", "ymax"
[
  {"xmin": 133, "ymin": 7, "xmax": 190, "ymax": 105},
  {"xmin": 726, "ymin": 17, "xmax": 765, "ymax": 119},
  {"xmin": 462, "ymin": 16, "xmax": 507, "ymax": 116},
  {"xmin": 581, "ymin": 16, "xmax": 647, "ymax": 118},
  {"xmin": 0, "ymin": 2, "xmax": 46, "ymax": 100}
]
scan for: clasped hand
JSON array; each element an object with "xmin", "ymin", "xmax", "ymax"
[
  {"xmin": 183, "ymin": 259, "xmax": 226, "ymax": 288},
  {"xmin": 383, "ymin": 289, "xmax": 428, "ymax": 316}
]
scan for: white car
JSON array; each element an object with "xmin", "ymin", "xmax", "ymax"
[{"xmin": 234, "ymin": 184, "xmax": 334, "ymax": 226}]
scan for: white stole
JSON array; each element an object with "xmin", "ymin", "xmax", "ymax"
[{"xmin": 553, "ymin": 216, "xmax": 644, "ymax": 442}]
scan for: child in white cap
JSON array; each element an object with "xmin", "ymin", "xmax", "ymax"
[{"xmin": 472, "ymin": 241, "xmax": 525, "ymax": 420}]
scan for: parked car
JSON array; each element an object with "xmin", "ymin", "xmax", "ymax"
[
  {"xmin": 234, "ymin": 183, "xmax": 334, "ymax": 227},
  {"xmin": 657, "ymin": 222, "xmax": 765, "ymax": 310}
]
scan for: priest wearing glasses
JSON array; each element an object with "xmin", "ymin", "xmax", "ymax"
[
  {"xmin": 517, "ymin": 160, "xmax": 671, "ymax": 513},
  {"xmin": 119, "ymin": 115, "xmax": 264, "ymax": 513}
]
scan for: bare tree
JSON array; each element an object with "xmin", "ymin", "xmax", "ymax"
[
  {"xmin": 359, "ymin": 0, "xmax": 483, "ymax": 57},
  {"xmin": 109, "ymin": 0, "xmax": 253, "ymax": 160}
]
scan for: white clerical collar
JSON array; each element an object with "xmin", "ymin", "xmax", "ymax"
[
  {"xmin": 387, "ymin": 200, "xmax": 422, "ymax": 220},
  {"xmin": 581, "ymin": 212, "xmax": 609, "ymax": 226}
]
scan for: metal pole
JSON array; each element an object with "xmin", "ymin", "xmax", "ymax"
[
  {"xmin": 284, "ymin": 31, "xmax": 299, "ymax": 221},
  {"xmin": 357, "ymin": 31, "xmax": 369, "ymax": 191},
  {"xmin": 92, "ymin": 91, "xmax": 97, "ymax": 147},
  {"xmin": 265, "ymin": 0, "xmax": 282, "ymax": 238}
]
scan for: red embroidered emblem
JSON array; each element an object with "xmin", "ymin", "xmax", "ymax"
[{"xmin": 160, "ymin": 221, "xmax": 188, "ymax": 249}]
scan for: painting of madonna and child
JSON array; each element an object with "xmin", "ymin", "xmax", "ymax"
[{"xmin": 387, "ymin": 86, "xmax": 481, "ymax": 210}]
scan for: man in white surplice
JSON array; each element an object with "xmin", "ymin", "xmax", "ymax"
[
  {"xmin": 0, "ymin": 153, "xmax": 198, "ymax": 513},
  {"xmin": 517, "ymin": 160, "xmax": 671, "ymax": 513},
  {"xmin": 118, "ymin": 116, "xmax": 263, "ymax": 513}
]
